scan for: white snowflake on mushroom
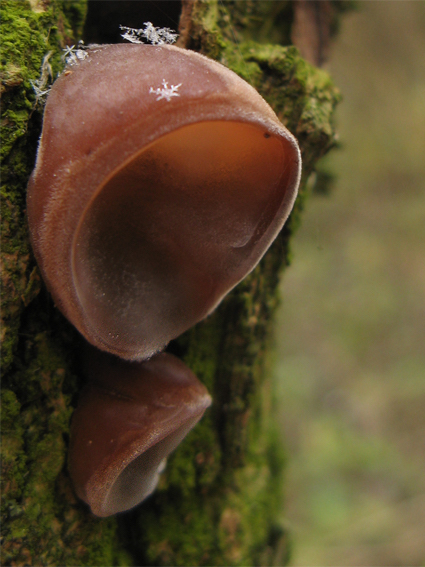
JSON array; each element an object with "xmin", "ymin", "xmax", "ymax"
[{"xmin": 149, "ymin": 80, "xmax": 182, "ymax": 102}]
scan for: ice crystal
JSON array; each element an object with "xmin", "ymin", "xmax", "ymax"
[
  {"xmin": 120, "ymin": 22, "xmax": 178, "ymax": 45},
  {"xmin": 30, "ymin": 51, "xmax": 53, "ymax": 106},
  {"xmin": 63, "ymin": 41, "xmax": 90, "ymax": 66},
  {"xmin": 149, "ymin": 80, "xmax": 182, "ymax": 102}
]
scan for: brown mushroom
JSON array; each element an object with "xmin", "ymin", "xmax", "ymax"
[
  {"xmin": 69, "ymin": 350, "xmax": 212, "ymax": 517},
  {"xmin": 27, "ymin": 43, "xmax": 301, "ymax": 361}
]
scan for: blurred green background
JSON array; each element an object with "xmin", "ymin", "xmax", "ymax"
[{"xmin": 274, "ymin": 2, "xmax": 425, "ymax": 565}]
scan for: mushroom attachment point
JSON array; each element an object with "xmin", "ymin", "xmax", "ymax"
[
  {"xmin": 69, "ymin": 351, "xmax": 212, "ymax": 517},
  {"xmin": 27, "ymin": 43, "xmax": 302, "ymax": 360}
]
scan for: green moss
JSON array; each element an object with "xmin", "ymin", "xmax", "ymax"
[
  {"xmin": 59, "ymin": 0, "xmax": 88, "ymax": 40},
  {"xmin": 0, "ymin": 0, "xmax": 87, "ymax": 372},
  {"xmin": 218, "ymin": 0, "xmax": 293, "ymax": 46}
]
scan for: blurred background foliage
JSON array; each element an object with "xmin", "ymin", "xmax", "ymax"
[{"xmin": 274, "ymin": 2, "xmax": 425, "ymax": 566}]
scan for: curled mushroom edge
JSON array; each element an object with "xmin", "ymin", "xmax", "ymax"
[{"xmin": 69, "ymin": 351, "xmax": 212, "ymax": 517}]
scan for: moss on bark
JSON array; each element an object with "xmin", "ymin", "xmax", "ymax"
[{"xmin": 1, "ymin": 1, "xmax": 340, "ymax": 565}]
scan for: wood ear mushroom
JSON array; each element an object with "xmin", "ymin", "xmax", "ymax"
[
  {"xmin": 69, "ymin": 351, "xmax": 211, "ymax": 517},
  {"xmin": 27, "ymin": 43, "xmax": 301, "ymax": 361}
]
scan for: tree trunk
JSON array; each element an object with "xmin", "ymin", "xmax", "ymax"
[{"xmin": 1, "ymin": 1, "xmax": 341, "ymax": 565}]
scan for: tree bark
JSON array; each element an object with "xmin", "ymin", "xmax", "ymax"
[{"xmin": 1, "ymin": 1, "xmax": 341, "ymax": 565}]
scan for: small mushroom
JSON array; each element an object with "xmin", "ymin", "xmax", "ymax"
[
  {"xmin": 27, "ymin": 43, "xmax": 301, "ymax": 361},
  {"xmin": 69, "ymin": 350, "xmax": 212, "ymax": 517}
]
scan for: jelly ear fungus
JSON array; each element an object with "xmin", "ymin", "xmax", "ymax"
[
  {"xmin": 69, "ymin": 350, "xmax": 211, "ymax": 517},
  {"xmin": 27, "ymin": 43, "xmax": 301, "ymax": 361}
]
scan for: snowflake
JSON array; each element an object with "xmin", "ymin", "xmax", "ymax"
[
  {"xmin": 30, "ymin": 81, "xmax": 50, "ymax": 101},
  {"xmin": 149, "ymin": 80, "xmax": 182, "ymax": 102},
  {"xmin": 63, "ymin": 41, "xmax": 90, "ymax": 66},
  {"xmin": 120, "ymin": 22, "xmax": 178, "ymax": 45}
]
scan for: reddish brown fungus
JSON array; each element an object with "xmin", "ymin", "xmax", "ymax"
[
  {"xmin": 27, "ymin": 43, "xmax": 301, "ymax": 360},
  {"xmin": 69, "ymin": 351, "xmax": 212, "ymax": 517}
]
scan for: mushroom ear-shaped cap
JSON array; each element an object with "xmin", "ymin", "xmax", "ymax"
[
  {"xmin": 27, "ymin": 44, "xmax": 301, "ymax": 360},
  {"xmin": 68, "ymin": 351, "xmax": 211, "ymax": 517}
]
